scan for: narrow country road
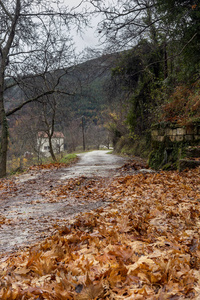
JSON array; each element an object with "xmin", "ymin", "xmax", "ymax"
[
  {"xmin": 61, "ymin": 150, "xmax": 126, "ymax": 179},
  {"xmin": 0, "ymin": 151, "xmax": 127, "ymax": 254}
]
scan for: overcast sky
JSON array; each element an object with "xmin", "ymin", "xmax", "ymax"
[
  {"xmin": 64, "ymin": 0, "xmax": 101, "ymax": 53},
  {"xmin": 73, "ymin": 20, "xmax": 100, "ymax": 53}
]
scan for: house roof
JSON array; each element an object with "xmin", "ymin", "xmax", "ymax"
[{"xmin": 38, "ymin": 131, "xmax": 64, "ymax": 138}]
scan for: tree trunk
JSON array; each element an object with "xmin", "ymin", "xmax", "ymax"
[
  {"xmin": 0, "ymin": 59, "xmax": 8, "ymax": 177},
  {"xmin": 48, "ymin": 136, "xmax": 57, "ymax": 162},
  {"xmin": 0, "ymin": 0, "xmax": 21, "ymax": 177},
  {"xmin": 0, "ymin": 100, "xmax": 8, "ymax": 177},
  {"xmin": 82, "ymin": 116, "xmax": 86, "ymax": 151},
  {"xmin": 164, "ymin": 42, "xmax": 168, "ymax": 79}
]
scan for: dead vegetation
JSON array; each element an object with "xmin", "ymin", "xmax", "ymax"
[{"xmin": 1, "ymin": 165, "xmax": 200, "ymax": 298}]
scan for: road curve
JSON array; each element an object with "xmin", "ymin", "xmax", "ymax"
[{"xmin": 60, "ymin": 150, "xmax": 127, "ymax": 179}]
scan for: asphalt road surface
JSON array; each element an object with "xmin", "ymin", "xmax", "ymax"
[{"xmin": 61, "ymin": 150, "xmax": 126, "ymax": 179}]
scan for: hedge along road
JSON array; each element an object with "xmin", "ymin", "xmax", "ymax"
[{"xmin": 0, "ymin": 150, "xmax": 127, "ymax": 254}]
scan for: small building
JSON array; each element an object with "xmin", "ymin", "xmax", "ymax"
[{"xmin": 37, "ymin": 131, "xmax": 64, "ymax": 157}]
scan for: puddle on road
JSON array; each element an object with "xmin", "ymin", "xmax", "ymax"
[
  {"xmin": 60, "ymin": 164, "xmax": 124, "ymax": 179},
  {"xmin": 15, "ymin": 173, "xmax": 40, "ymax": 183},
  {"xmin": 0, "ymin": 200, "xmax": 106, "ymax": 253}
]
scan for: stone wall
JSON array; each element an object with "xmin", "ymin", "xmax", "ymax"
[
  {"xmin": 151, "ymin": 122, "xmax": 200, "ymax": 143},
  {"xmin": 149, "ymin": 121, "xmax": 200, "ymax": 170}
]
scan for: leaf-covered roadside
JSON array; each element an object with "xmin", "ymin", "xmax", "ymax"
[{"xmin": 1, "ymin": 168, "xmax": 200, "ymax": 299}]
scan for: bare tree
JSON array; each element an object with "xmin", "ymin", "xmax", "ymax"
[
  {"xmin": 87, "ymin": 0, "xmax": 160, "ymax": 50},
  {"xmin": 0, "ymin": 0, "xmax": 88, "ymax": 177},
  {"xmin": 37, "ymin": 94, "xmax": 60, "ymax": 162}
]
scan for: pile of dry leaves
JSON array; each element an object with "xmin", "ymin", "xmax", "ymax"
[
  {"xmin": 29, "ymin": 163, "xmax": 70, "ymax": 171},
  {"xmin": 1, "ymin": 167, "xmax": 200, "ymax": 299}
]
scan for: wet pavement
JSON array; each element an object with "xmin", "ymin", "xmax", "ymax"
[
  {"xmin": 60, "ymin": 150, "xmax": 126, "ymax": 179},
  {"xmin": 0, "ymin": 151, "xmax": 127, "ymax": 254}
]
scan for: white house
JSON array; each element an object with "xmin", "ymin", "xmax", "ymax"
[{"xmin": 37, "ymin": 131, "xmax": 64, "ymax": 157}]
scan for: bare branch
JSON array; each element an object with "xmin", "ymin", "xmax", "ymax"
[
  {"xmin": 6, "ymin": 89, "xmax": 73, "ymax": 117},
  {"xmin": 0, "ymin": 0, "xmax": 13, "ymax": 21},
  {"xmin": 4, "ymin": 0, "xmax": 21, "ymax": 57}
]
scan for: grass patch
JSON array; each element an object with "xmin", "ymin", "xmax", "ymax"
[
  {"xmin": 59, "ymin": 153, "xmax": 77, "ymax": 164},
  {"xmin": 7, "ymin": 153, "xmax": 78, "ymax": 176},
  {"xmin": 106, "ymin": 150, "xmax": 113, "ymax": 154}
]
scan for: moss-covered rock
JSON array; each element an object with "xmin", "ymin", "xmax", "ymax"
[
  {"xmin": 178, "ymin": 159, "xmax": 200, "ymax": 172},
  {"xmin": 148, "ymin": 139, "xmax": 189, "ymax": 170}
]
